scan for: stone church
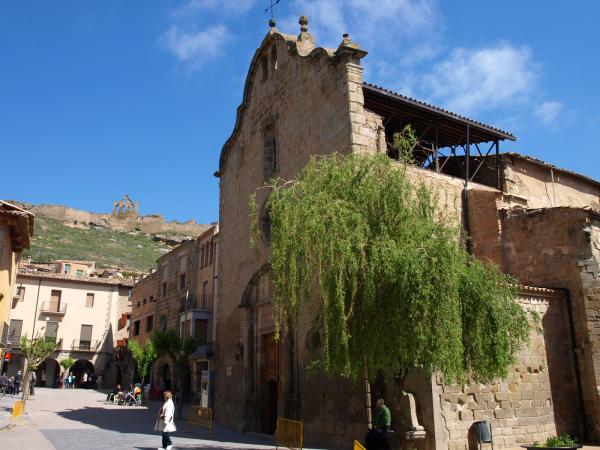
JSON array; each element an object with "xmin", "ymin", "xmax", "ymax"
[{"xmin": 213, "ymin": 17, "xmax": 600, "ymax": 449}]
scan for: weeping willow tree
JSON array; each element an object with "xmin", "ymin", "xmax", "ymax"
[{"xmin": 251, "ymin": 144, "xmax": 530, "ymax": 384}]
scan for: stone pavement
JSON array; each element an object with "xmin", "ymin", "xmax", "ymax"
[
  {"xmin": 2, "ymin": 389, "xmax": 599, "ymax": 450},
  {"xmin": 0, "ymin": 388, "xmax": 325, "ymax": 450}
]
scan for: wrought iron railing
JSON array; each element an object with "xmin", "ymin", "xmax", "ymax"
[
  {"xmin": 0, "ymin": 322, "xmax": 8, "ymax": 347},
  {"xmin": 72, "ymin": 339, "xmax": 98, "ymax": 351},
  {"xmin": 179, "ymin": 294, "xmax": 212, "ymax": 313},
  {"xmin": 7, "ymin": 331, "xmax": 21, "ymax": 348},
  {"xmin": 44, "ymin": 336, "xmax": 62, "ymax": 349},
  {"xmin": 41, "ymin": 301, "xmax": 67, "ymax": 314}
]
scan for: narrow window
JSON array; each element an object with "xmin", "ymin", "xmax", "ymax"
[
  {"xmin": 143, "ymin": 298, "xmax": 147, "ymax": 305},
  {"xmin": 8, "ymin": 319, "xmax": 23, "ymax": 345},
  {"xmin": 261, "ymin": 205, "xmax": 272, "ymax": 242},
  {"xmin": 150, "ymin": 295, "xmax": 154, "ymax": 303},
  {"xmin": 133, "ymin": 320, "xmax": 140, "ymax": 336},
  {"xmin": 202, "ymin": 280, "xmax": 209, "ymax": 309},
  {"xmin": 146, "ymin": 315, "xmax": 154, "ymax": 332},
  {"xmin": 162, "ymin": 282, "xmax": 167, "ymax": 297},
  {"xmin": 209, "ymin": 242, "xmax": 214, "ymax": 265},
  {"xmin": 64, "ymin": 263, "xmax": 71, "ymax": 274},
  {"xmin": 194, "ymin": 319, "xmax": 208, "ymax": 344},
  {"xmin": 261, "ymin": 55, "xmax": 268, "ymax": 81},
  {"xmin": 263, "ymin": 125, "xmax": 277, "ymax": 179},
  {"xmin": 85, "ymin": 293, "xmax": 94, "ymax": 308},
  {"xmin": 179, "ymin": 273, "xmax": 186, "ymax": 291},
  {"xmin": 79, "ymin": 324, "xmax": 92, "ymax": 350},
  {"xmin": 271, "ymin": 45, "xmax": 278, "ymax": 71}
]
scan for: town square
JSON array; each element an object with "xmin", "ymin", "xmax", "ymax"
[{"xmin": 2, "ymin": 1, "xmax": 600, "ymax": 449}]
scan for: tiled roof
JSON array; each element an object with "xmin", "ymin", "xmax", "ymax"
[
  {"xmin": 502, "ymin": 152, "xmax": 600, "ymax": 187},
  {"xmin": 363, "ymin": 82, "xmax": 516, "ymax": 141},
  {"xmin": 18, "ymin": 268, "xmax": 135, "ymax": 287}
]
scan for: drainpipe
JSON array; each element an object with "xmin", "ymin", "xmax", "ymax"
[
  {"xmin": 464, "ymin": 124, "xmax": 473, "ymax": 254},
  {"xmin": 563, "ymin": 288, "xmax": 588, "ymax": 441},
  {"xmin": 31, "ymin": 278, "xmax": 42, "ymax": 337}
]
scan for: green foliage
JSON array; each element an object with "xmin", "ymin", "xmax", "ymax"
[
  {"xmin": 23, "ymin": 217, "xmax": 170, "ymax": 272},
  {"xmin": 251, "ymin": 151, "xmax": 530, "ymax": 383},
  {"xmin": 60, "ymin": 358, "xmax": 75, "ymax": 371},
  {"xmin": 533, "ymin": 434, "xmax": 578, "ymax": 447},
  {"xmin": 152, "ymin": 330, "xmax": 200, "ymax": 362},
  {"xmin": 20, "ymin": 335, "xmax": 58, "ymax": 371},
  {"xmin": 128, "ymin": 340, "xmax": 158, "ymax": 383},
  {"xmin": 390, "ymin": 125, "xmax": 418, "ymax": 162}
]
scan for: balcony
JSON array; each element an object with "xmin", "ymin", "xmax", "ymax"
[
  {"xmin": 7, "ymin": 332, "xmax": 22, "ymax": 348},
  {"xmin": 0, "ymin": 322, "xmax": 8, "ymax": 347},
  {"xmin": 40, "ymin": 301, "xmax": 67, "ymax": 315},
  {"xmin": 44, "ymin": 337, "xmax": 63, "ymax": 350},
  {"xmin": 178, "ymin": 294, "xmax": 211, "ymax": 313},
  {"xmin": 72, "ymin": 340, "xmax": 98, "ymax": 352}
]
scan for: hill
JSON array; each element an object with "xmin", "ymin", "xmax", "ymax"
[{"xmin": 23, "ymin": 216, "xmax": 172, "ymax": 273}]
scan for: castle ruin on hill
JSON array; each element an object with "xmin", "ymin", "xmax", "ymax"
[{"xmin": 28, "ymin": 195, "xmax": 210, "ymax": 236}]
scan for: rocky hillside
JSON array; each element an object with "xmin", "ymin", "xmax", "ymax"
[{"xmin": 23, "ymin": 216, "xmax": 174, "ymax": 273}]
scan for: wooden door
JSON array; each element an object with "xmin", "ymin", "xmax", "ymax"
[
  {"xmin": 261, "ymin": 333, "xmax": 280, "ymax": 434},
  {"xmin": 50, "ymin": 290, "xmax": 61, "ymax": 312}
]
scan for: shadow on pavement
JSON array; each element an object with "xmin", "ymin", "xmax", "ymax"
[{"xmin": 56, "ymin": 403, "xmax": 277, "ymax": 448}]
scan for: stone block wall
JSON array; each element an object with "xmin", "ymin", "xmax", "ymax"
[
  {"xmin": 501, "ymin": 207, "xmax": 598, "ymax": 441},
  {"xmin": 438, "ymin": 289, "xmax": 567, "ymax": 450}
]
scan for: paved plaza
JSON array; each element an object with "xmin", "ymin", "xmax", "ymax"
[{"xmin": 0, "ymin": 388, "xmax": 323, "ymax": 450}]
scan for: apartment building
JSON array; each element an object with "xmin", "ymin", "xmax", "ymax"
[
  {"xmin": 129, "ymin": 225, "xmax": 218, "ymax": 406},
  {"xmin": 6, "ymin": 263, "xmax": 133, "ymax": 388}
]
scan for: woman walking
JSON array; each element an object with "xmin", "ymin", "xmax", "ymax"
[{"xmin": 156, "ymin": 390, "xmax": 176, "ymax": 450}]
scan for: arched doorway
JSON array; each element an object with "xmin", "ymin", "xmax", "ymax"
[
  {"xmin": 36, "ymin": 358, "xmax": 59, "ymax": 388},
  {"xmin": 239, "ymin": 264, "xmax": 293, "ymax": 434},
  {"xmin": 72, "ymin": 359, "xmax": 94, "ymax": 388}
]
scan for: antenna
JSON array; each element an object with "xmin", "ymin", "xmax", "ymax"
[{"xmin": 265, "ymin": 0, "xmax": 281, "ymax": 20}]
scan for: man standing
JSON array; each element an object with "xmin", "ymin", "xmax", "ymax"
[{"xmin": 14, "ymin": 370, "xmax": 22, "ymax": 395}]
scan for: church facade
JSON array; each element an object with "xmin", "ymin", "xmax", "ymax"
[{"xmin": 214, "ymin": 18, "xmax": 600, "ymax": 449}]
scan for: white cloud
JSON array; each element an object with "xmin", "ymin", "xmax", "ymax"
[
  {"xmin": 422, "ymin": 43, "xmax": 537, "ymax": 115},
  {"xmin": 534, "ymin": 101, "xmax": 563, "ymax": 125},
  {"xmin": 172, "ymin": 0, "xmax": 255, "ymax": 16},
  {"xmin": 281, "ymin": 0, "xmax": 439, "ymax": 49},
  {"xmin": 160, "ymin": 24, "xmax": 231, "ymax": 69}
]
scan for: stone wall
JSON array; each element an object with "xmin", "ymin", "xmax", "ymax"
[
  {"xmin": 500, "ymin": 207, "xmax": 598, "ymax": 441},
  {"xmin": 501, "ymin": 154, "xmax": 600, "ymax": 209},
  {"xmin": 438, "ymin": 288, "xmax": 573, "ymax": 450},
  {"xmin": 215, "ymin": 22, "xmax": 369, "ymax": 434}
]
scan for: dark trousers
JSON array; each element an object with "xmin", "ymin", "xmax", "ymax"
[
  {"xmin": 162, "ymin": 431, "xmax": 172, "ymax": 448},
  {"xmin": 365, "ymin": 428, "xmax": 389, "ymax": 450}
]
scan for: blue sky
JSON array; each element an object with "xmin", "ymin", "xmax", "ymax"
[{"xmin": 2, "ymin": 1, "xmax": 599, "ymax": 223}]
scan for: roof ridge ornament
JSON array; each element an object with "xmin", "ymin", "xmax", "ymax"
[
  {"xmin": 296, "ymin": 15, "xmax": 315, "ymax": 53},
  {"xmin": 335, "ymin": 32, "xmax": 367, "ymax": 62}
]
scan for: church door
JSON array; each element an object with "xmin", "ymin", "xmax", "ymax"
[{"xmin": 261, "ymin": 333, "xmax": 280, "ymax": 434}]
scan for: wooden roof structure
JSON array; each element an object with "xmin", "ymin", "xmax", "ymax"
[{"xmin": 363, "ymin": 83, "xmax": 516, "ymax": 148}]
